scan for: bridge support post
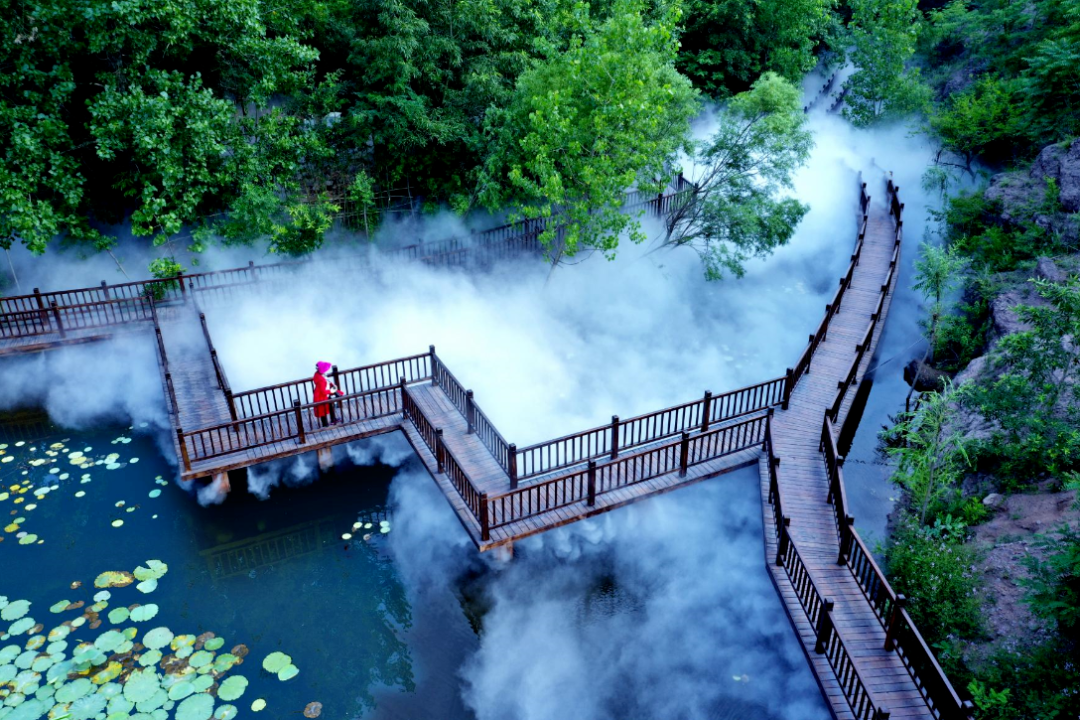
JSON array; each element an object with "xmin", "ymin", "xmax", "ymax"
[
  {"xmin": 212, "ymin": 471, "xmax": 231, "ymax": 495},
  {"xmin": 814, "ymin": 599, "xmax": 835, "ymax": 653},
  {"xmin": 610, "ymin": 416, "xmax": 620, "ymax": 459},
  {"xmin": 466, "ymin": 390, "xmax": 475, "ymax": 433},
  {"xmin": 294, "ymin": 400, "xmax": 306, "ymax": 444},
  {"xmin": 837, "ymin": 515, "xmax": 854, "ymax": 566},
  {"xmin": 775, "ymin": 516, "xmax": 790, "ymax": 567},
  {"xmin": 679, "ymin": 432, "xmax": 690, "ymax": 477},
  {"xmin": 492, "ymin": 542, "xmax": 513, "ymax": 562},
  {"xmin": 701, "ymin": 391, "xmax": 712, "ymax": 432},
  {"xmin": 176, "ymin": 428, "xmax": 191, "ymax": 471},
  {"xmin": 884, "ymin": 594, "xmax": 907, "ymax": 651},
  {"xmin": 317, "ymin": 447, "xmax": 334, "ymax": 473},
  {"xmin": 587, "ymin": 460, "xmax": 597, "ymax": 506},
  {"xmin": 49, "ymin": 301, "xmax": 66, "ymax": 338},
  {"xmin": 508, "ymin": 444, "xmax": 518, "ymax": 489},
  {"xmin": 480, "ymin": 493, "xmax": 491, "ymax": 541}
]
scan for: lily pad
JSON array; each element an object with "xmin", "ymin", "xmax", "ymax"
[
  {"xmin": 203, "ymin": 638, "xmax": 224, "ymax": 652},
  {"xmin": 213, "ymin": 705, "xmax": 238, "ymax": 720},
  {"xmin": 175, "ymin": 693, "xmax": 214, "ymax": 720},
  {"xmin": 94, "ymin": 631, "xmax": 124, "ymax": 653},
  {"xmin": 148, "ymin": 490, "xmax": 161, "ymax": 499},
  {"xmin": 111, "ymin": 520, "xmax": 124, "ymax": 527},
  {"xmin": 188, "ymin": 650, "xmax": 213, "ymax": 669},
  {"xmin": 141, "ymin": 628, "xmax": 173, "ymax": 651},
  {"xmin": 135, "ymin": 580, "xmax": 157, "ymax": 594},
  {"xmin": 303, "ymin": 702, "xmax": 322, "ymax": 718},
  {"xmin": 250, "ymin": 699, "xmax": 266, "ymax": 712},
  {"xmin": 129, "ymin": 605, "xmax": 158, "ymax": 622},
  {"xmin": 8, "ymin": 617, "xmax": 35, "ymax": 636},
  {"xmin": 166, "ymin": 682, "xmax": 194, "ymax": 701},
  {"xmin": 261, "ymin": 652, "xmax": 291, "ymax": 674},
  {"xmin": 211, "ymin": 654, "xmax": 239, "ymax": 673},
  {"xmin": 276, "ymin": 664, "xmax": 298, "ymax": 682},
  {"xmin": 123, "ymin": 669, "xmax": 160, "ymax": 703},
  {"xmin": 133, "ymin": 561, "xmax": 167, "ymax": 582},
  {"xmin": 1, "ymin": 600, "xmax": 30, "ymax": 621},
  {"xmin": 55, "ymin": 677, "xmax": 93, "ymax": 702},
  {"xmin": 138, "ymin": 649, "xmax": 162, "ymax": 667},
  {"xmin": 216, "ymin": 676, "xmax": 247, "ymax": 702},
  {"xmin": 93, "ymin": 572, "xmax": 133, "ymax": 589},
  {"xmin": 47, "ymin": 601, "xmax": 70, "ymax": 614},
  {"xmin": 107, "ymin": 608, "xmax": 129, "ymax": 624}
]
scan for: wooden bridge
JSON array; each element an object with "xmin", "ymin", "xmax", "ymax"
[{"xmin": 0, "ymin": 176, "xmax": 973, "ymax": 720}]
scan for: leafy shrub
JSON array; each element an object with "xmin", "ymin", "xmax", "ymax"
[{"xmin": 886, "ymin": 512, "xmax": 983, "ymax": 645}]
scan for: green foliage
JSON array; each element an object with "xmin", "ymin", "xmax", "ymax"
[
  {"xmin": 913, "ymin": 242, "xmax": 968, "ymax": 345},
  {"xmin": 844, "ymin": 0, "xmax": 930, "ymax": 125},
  {"xmin": 479, "ymin": 0, "xmax": 699, "ymax": 262},
  {"xmin": 932, "ymin": 291, "xmax": 991, "ymax": 372},
  {"xmin": 966, "ymin": 680, "xmax": 1012, "ymax": 720},
  {"xmin": 663, "ymin": 72, "xmax": 813, "ymax": 279},
  {"xmin": 972, "ymin": 642, "xmax": 1080, "ymax": 720},
  {"xmin": 145, "ymin": 257, "xmax": 186, "ymax": 301},
  {"xmin": 1023, "ymin": 524, "xmax": 1080, "ymax": 633},
  {"xmin": 928, "ymin": 76, "xmax": 1021, "ymax": 165},
  {"xmin": 966, "ymin": 278, "xmax": 1080, "ymax": 482},
  {"xmin": 885, "ymin": 512, "xmax": 983, "ymax": 645},
  {"xmin": 886, "ymin": 383, "xmax": 972, "ymax": 525},
  {"xmin": 677, "ymin": 0, "xmax": 835, "ymax": 97}
]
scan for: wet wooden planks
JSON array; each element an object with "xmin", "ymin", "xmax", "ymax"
[{"xmin": 758, "ymin": 191, "xmax": 931, "ymax": 719}]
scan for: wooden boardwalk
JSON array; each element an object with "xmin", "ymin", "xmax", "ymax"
[{"xmin": 0, "ymin": 176, "xmax": 971, "ymax": 720}]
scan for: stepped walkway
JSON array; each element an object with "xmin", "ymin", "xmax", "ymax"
[{"xmin": 0, "ymin": 176, "xmax": 972, "ymax": 720}]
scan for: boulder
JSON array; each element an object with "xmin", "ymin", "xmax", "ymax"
[
  {"xmin": 983, "ymin": 492, "xmax": 1006, "ymax": 510},
  {"xmin": 1035, "ymin": 256, "xmax": 1068, "ymax": 283},
  {"xmin": 984, "ymin": 139, "xmax": 1080, "ymax": 242},
  {"xmin": 904, "ymin": 358, "xmax": 950, "ymax": 392}
]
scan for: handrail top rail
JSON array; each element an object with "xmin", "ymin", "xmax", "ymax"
[
  {"xmin": 491, "ymin": 410, "xmax": 769, "ymax": 501},
  {"xmin": 231, "ymin": 351, "xmax": 432, "ymax": 397},
  {"xmin": 515, "ymin": 376, "xmax": 784, "ymax": 454}
]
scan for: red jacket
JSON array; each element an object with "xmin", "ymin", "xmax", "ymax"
[{"xmin": 313, "ymin": 372, "xmax": 334, "ymax": 418}]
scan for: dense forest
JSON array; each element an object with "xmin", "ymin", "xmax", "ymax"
[{"xmin": 3, "ymin": 1, "xmax": 1080, "ymax": 717}]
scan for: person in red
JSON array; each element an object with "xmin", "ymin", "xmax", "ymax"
[{"xmin": 313, "ymin": 361, "xmax": 342, "ymax": 427}]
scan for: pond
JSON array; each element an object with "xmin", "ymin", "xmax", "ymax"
[{"xmin": 0, "ymin": 411, "xmax": 828, "ymax": 720}]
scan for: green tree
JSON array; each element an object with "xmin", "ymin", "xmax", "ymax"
[
  {"xmin": 928, "ymin": 76, "xmax": 1020, "ymax": 168},
  {"xmin": 907, "ymin": 242, "xmax": 968, "ymax": 402},
  {"xmin": 844, "ymin": 0, "xmax": 929, "ymax": 125},
  {"xmin": 662, "ymin": 72, "xmax": 813, "ymax": 279},
  {"xmin": 478, "ymin": 0, "xmax": 699, "ymax": 265},
  {"xmin": 677, "ymin": 0, "xmax": 835, "ymax": 97}
]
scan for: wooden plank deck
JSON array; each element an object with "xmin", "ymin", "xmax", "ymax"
[{"xmin": 758, "ymin": 183, "xmax": 931, "ymax": 720}]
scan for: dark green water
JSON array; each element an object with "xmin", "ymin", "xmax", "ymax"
[{"xmin": 1, "ymin": 411, "xmax": 828, "ymax": 720}]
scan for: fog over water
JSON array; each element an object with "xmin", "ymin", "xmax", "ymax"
[{"xmin": 1, "ymin": 74, "xmax": 948, "ymax": 719}]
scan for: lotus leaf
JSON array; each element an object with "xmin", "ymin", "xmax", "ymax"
[
  {"xmin": 91, "ymin": 662, "xmax": 122, "ymax": 684},
  {"xmin": 46, "ymin": 602, "xmax": 69, "ymax": 615},
  {"xmin": 122, "ymin": 670, "xmax": 160, "ymax": 703},
  {"xmin": 106, "ymin": 608, "xmax": 128, "ymax": 624},
  {"xmin": 55, "ymin": 678, "xmax": 93, "ymax": 703},
  {"xmin": 202, "ymin": 638, "xmax": 223, "ymax": 652},
  {"xmin": 110, "ymin": 520, "xmax": 123, "ymax": 528},
  {"xmin": 142, "ymin": 628, "xmax": 173, "ymax": 651},
  {"xmin": 2, "ymin": 601, "xmax": 30, "ymax": 621},
  {"xmin": 93, "ymin": 631, "xmax": 123, "ymax": 653},
  {"xmin": 166, "ymin": 682, "xmax": 193, "ymax": 701},
  {"xmin": 3, "ymin": 699, "xmax": 44, "ymax": 720},
  {"xmin": 24, "ymin": 635, "xmax": 44, "ymax": 651},
  {"xmin": 44, "ymin": 660, "xmax": 73, "ymax": 684},
  {"xmin": 276, "ymin": 664, "xmax": 298, "ymax": 682},
  {"xmin": 136, "ymin": 688, "xmax": 168, "ymax": 713},
  {"xmin": 129, "ymin": 605, "xmax": 158, "ymax": 623},
  {"xmin": 211, "ymin": 655, "xmax": 238, "ymax": 673},
  {"xmin": 175, "ymin": 693, "xmax": 213, "ymax": 720},
  {"xmin": 216, "ymin": 676, "xmax": 247, "ymax": 702},
  {"xmin": 115, "ymin": 639, "xmax": 134, "ymax": 655},
  {"xmin": 137, "ymin": 649, "xmax": 162, "ymax": 667},
  {"xmin": 29, "ymin": 657, "xmax": 52, "ymax": 674},
  {"xmin": 93, "ymin": 573, "xmax": 132, "ymax": 589},
  {"xmin": 0, "ymin": 665, "xmax": 15, "ymax": 683},
  {"xmin": 93, "ymin": 592, "xmax": 110, "ymax": 602},
  {"xmin": 171, "ymin": 635, "xmax": 195, "ymax": 650},
  {"xmin": 302, "ymin": 702, "xmax": 322, "ymax": 719},
  {"xmin": 175, "ymin": 645, "xmax": 193, "ymax": 659},
  {"xmin": 107, "ymin": 695, "xmax": 134, "ymax": 715},
  {"xmin": 187, "ymin": 651, "xmax": 212, "ymax": 669},
  {"xmin": 17, "ymin": 534, "xmax": 39, "ymax": 545},
  {"xmin": 70, "ymin": 692, "xmax": 107, "ymax": 720},
  {"xmin": 135, "ymin": 580, "xmax": 157, "ymax": 595},
  {"xmin": 250, "ymin": 699, "xmax": 266, "ymax": 712},
  {"xmin": 8, "ymin": 618, "xmax": 35, "ymax": 636},
  {"xmin": 148, "ymin": 490, "xmax": 161, "ymax": 499},
  {"xmin": 260, "ymin": 652, "xmax": 290, "ymax": 674},
  {"xmin": 213, "ymin": 705, "xmax": 238, "ymax": 720},
  {"xmin": 0, "ymin": 644, "xmax": 20, "ymax": 663}
]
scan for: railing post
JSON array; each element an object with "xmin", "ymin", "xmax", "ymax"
[
  {"xmin": 837, "ymin": 514, "xmax": 854, "ymax": 565},
  {"xmin": 294, "ymin": 400, "xmax": 306, "ymax": 444},
  {"xmin": 884, "ymin": 594, "xmax": 907, "ymax": 650},
  {"xmin": 782, "ymin": 368, "xmax": 793, "ymax": 410},
  {"xmin": 50, "ymin": 301, "xmax": 66, "ymax": 338},
  {"xmin": 701, "ymin": 391, "xmax": 712, "ymax": 432},
  {"xmin": 429, "ymin": 344, "xmax": 437, "ymax": 386},
  {"xmin": 610, "ymin": 415, "xmax": 620, "ymax": 459},
  {"xmin": 679, "ymin": 431, "xmax": 690, "ymax": 477},
  {"xmin": 764, "ymin": 407, "xmax": 774, "ymax": 451},
  {"xmin": 466, "ymin": 390, "xmax": 475, "ymax": 433},
  {"xmin": 330, "ymin": 364, "xmax": 340, "ymax": 424},
  {"xmin": 872, "ymin": 709, "xmax": 891, "ymax": 720},
  {"xmin": 806, "ymin": 334, "xmax": 815, "ymax": 372},
  {"xmin": 508, "ymin": 444, "xmax": 518, "ymax": 489},
  {"xmin": 210, "ymin": 350, "xmax": 222, "ymax": 389},
  {"xmin": 248, "ymin": 260, "xmax": 257, "ymax": 282},
  {"xmin": 226, "ymin": 390, "xmax": 238, "ymax": 424},
  {"xmin": 177, "ymin": 272, "xmax": 186, "ymax": 301},
  {"xmin": 100, "ymin": 280, "xmax": 110, "ymax": 300},
  {"xmin": 814, "ymin": 599, "xmax": 835, "ymax": 654},
  {"xmin": 176, "ymin": 428, "xmax": 191, "ymax": 471},
  {"xmin": 775, "ymin": 516, "xmax": 790, "ymax": 566},
  {"xmin": 480, "ymin": 493, "xmax": 491, "ymax": 542},
  {"xmin": 587, "ymin": 460, "xmax": 597, "ymax": 506},
  {"xmin": 435, "ymin": 428, "xmax": 445, "ymax": 473}
]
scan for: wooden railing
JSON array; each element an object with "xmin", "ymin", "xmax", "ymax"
[
  {"xmin": 231, "ymin": 352, "xmax": 432, "ymax": 420},
  {"xmin": 177, "ymin": 385, "xmax": 402, "ymax": 469},
  {"xmin": 765, "ymin": 423, "xmax": 891, "ymax": 720},
  {"xmin": 149, "ymin": 300, "xmax": 179, "ymax": 418},
  {"xmin": 198, "ymin": 312, "xmax": 238, "ymax": 424},
  {"xmin": 515, "ymin": 377, "xmax": 786, "ymax": 481},
  {"xmin": 487, "ymin": 412, "xmax": 770, "ymax": 531},
  {"xmin": 401, "ymin": 383, "xmax": 491, "ymax": 539}
]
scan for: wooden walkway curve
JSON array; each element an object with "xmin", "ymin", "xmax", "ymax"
[{"xmin": 0, "ymin": 175, "xmax": 972, "ymax": 720}]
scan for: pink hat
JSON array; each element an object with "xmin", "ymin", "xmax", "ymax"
[{"xmin": 316, "ymin": 361, "xmax": 332, "ymax": 373}]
